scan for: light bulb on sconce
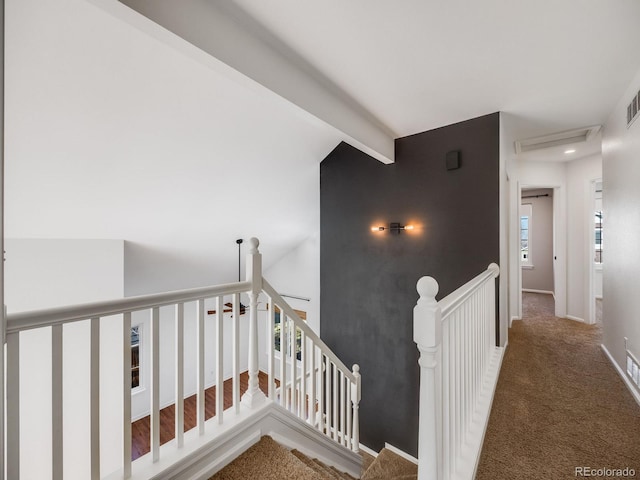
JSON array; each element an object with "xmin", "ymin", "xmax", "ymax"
[{"xmin": 371, "ymin": 223, "xmax": 415, "ymax": 234}]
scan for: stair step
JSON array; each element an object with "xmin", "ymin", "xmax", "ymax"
[
  {"xmin": 210, "ymin": 436, "xmax": 323, "ymax": 480},
  {"xmin": 360, "ymin": 448, "xmax": 418, "ymax": 480},
  {"xmin": 291, "ymin": 450, "xmax": 341, "ymax": 479}
]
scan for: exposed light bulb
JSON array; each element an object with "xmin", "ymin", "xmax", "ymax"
[{"xmin": 564, "ymin": 149, "xmax": 576, "ymax": 154}]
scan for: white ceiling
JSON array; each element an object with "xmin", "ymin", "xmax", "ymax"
[
  {"xmin": 232, "ymin": 0, "xmax": 640, "ymax": 139},
  {"xmin": 6, "ymin": 0, "xmax": 640, "ymax": 296}
]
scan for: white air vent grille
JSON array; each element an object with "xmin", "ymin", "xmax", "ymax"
[
  {"xmin": 514, "ymin": 126, "xmax": 601, "ymax": 154},
  {"xmin": 627, "ymin": 90, "xmax": 640, "ymax": 128}
]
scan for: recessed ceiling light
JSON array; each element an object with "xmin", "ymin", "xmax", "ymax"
[{"xmin": 564, "ymin": 149, "xmax": 576, "ymax": 154}]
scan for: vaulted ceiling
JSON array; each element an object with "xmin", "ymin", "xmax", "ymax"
[{"xmin": 6, "ymin": 0, "xmax": 640, "ymax": 294}]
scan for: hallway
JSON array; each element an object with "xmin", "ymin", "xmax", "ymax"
[{"xmin": 476, "ymin": 293, "xmax": 640, "ymax": 479}]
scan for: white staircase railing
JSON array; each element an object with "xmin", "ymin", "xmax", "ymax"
[
  {"xmin": 413, "ymin": 263, "xmax": 503, "ymax": 480},
  {"xmin": 3, "ymin": 237, "xmax": 360, "ymax": 479}
]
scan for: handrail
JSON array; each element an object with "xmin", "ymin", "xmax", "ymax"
[
  {"xmin": 438, "ymin": 263, "xmax": 499, "ymax": 319},
  {"xmin": 6, "ymin": 280, "xmax": 251, "ymax": 334},
  {"xmin": 4, "ymin": 237, "xmax": 361, "ymax": 478},
  {"xmin": 262, "ymin": 279, "xmax": 355, "ymax": 383},
  {"xmin": 414, "ymin": 263, "xmax": 502, "ymax": 480}
]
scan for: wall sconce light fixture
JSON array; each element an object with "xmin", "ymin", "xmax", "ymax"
[{"xmin": 371, "ymin": 223, "xmax": 415, "ymax": 234}]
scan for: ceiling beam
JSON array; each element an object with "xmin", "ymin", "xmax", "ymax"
[{"xmin": 97, "ymin": 0, "xmax": 395, "ymax": 163}]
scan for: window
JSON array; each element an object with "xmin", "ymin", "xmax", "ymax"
[
  {"xmin": 520, "ymin": 203, "xmax": 533, "ymax": 267},
  {"xmin": 273, "ymin": 306, "xmax": 306, "ymax": 361},
  {"xmin": 595, "ymin": 210, "xmax": 603, "ymax": 264},
  {"xmin": 131, "ymin": 325, "xmax": 141, "ymax": 389}
]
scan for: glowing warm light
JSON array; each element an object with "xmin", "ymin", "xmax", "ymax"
[
  {"xmin": 371, "ymin": 226, "xmax": 385, "ymax": 232},
  {"xmin": 404, "ymin": 225, "xmax": 415, "ymax": 231},
  {"xmin": 564, "ymin": 149, "xmax": 576, "ymax": 154}
]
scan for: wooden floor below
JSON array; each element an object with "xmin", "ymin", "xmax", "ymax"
[{"xmin": 132, "ymin": 371, "xmax": 271, "ymax": 460}]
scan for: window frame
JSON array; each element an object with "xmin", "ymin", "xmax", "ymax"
[{"xmin": 520, "ymin": 203, "xmax": 533, "ymax": 268}]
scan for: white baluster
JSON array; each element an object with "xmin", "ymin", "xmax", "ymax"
[
  {"xmin": 151, "ymin": 308, "xmax": 160, "ymax": 462},
  {"xmin": 290, "ymin": 320, "xmax": 296, "ymax": 414},
  {"xmin": 332, "ymin": 363, "xmax": 338, "ymax": 442},
  {"xmin": 318, "ymin": 353, "xmax": 325, "ymax": 433},
  {"xmin": 175, "ymin": 304, "xmax": 184, "ymax": 448},
  {"xmin": 216, "ymin": 296, "xmax": 224, "ymax": 424},
  {"xmin": 7, "ymin": 331, "xmax": 20, "ymax": 479},
  {"xmin": 346, "ymin": 371, "xmax": 352, "ymax": 450},
  {"xmin": 324, "ymin": 356, "xmax": 331, "ymax": 438},
  {"xmin": 267, "ymin": 296, "xmax": 275, "ymax": 401},
  {"xmin": 123, "ymin": 312, "xmax": 132, "ymax": 478},
  {"xmin": 413, "ymin": 276, "xmax": 442, "ymax": 480},
  {"xmin": 340, "ymin": 371, "xmax": 346, "ymax": 446},
  {"xmin": 90, "ymin": 317, "xmax": 101, "ymax": 477},
  {"xmin": 241, "ymin": 238, "xmax": 266, "ymax": 408},
  {"xmin": 300, "ymin": 331, "xmax": 307, "ymax": 421},
  {"xmin": 351, "ymin": 364, "xmax": 361, "ymax": 452},
  {"xmin": 197, "ymin": 299, "xmax": 205, "ymax": 434},
  {"xmin": 309, "ymin": 340, "xmax": 315, "ymax": 425},
  {"xmin": 233, "ymin": 293, "xmax": 241, "ymax": 412},
  {"xmin": 52, "ymin": 324, "xmax": 63, "ymax": 480},
  {"xmin": 280, "ymin": 308, "xmax": 287, "ymax": 409},
  {"xmin": 442, "ymin": 320, "xmax": 451, "ymax": 479}
]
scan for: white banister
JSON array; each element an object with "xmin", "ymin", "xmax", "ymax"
[
  {"xmin": 4, "ymin": 237, "xmax": 362, "ymax": 477},
  {"xmin": 414, "ymin": 264, "xmax": 502, "ymax": 480},
  {"xmin": 241, "ymin": 238, "xmax": 266, "ymax": 409}
]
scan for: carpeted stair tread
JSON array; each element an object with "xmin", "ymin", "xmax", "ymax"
[
  {"xmin": 210, "ymin": 436, "xmax": 323, "ymax": 480},
  {"xmin": 291, "ymin": 450, "xmax": 339, "ymax": 479},
  {"xmin": 360, "ymin": 448, "xmax": 418, "ymax": 480},
  {"xmin": 329, "ymin": 464, "xmax": 357, "ymax": 479},
  {"xmin": 361, "ymin": 451, "xmax": 376, "ymax": 476}
]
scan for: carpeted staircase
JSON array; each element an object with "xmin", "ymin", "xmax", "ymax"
[{"xmin": 210, "ymin": 436, "xmax": 418, "ymax": 480}]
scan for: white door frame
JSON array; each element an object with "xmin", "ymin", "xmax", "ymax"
[
  {"xmin": 517, "ymin": 183, "xmax": 566, "ymax": 319},
  {"xmin": 586, "ymin": 178, "xmax": 602, "ymax": 325}
]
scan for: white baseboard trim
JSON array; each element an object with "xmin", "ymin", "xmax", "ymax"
[
  {"xmin": 565, "ymin": 315, "xmax": 585, "ymax": 323},
  {"xmin": 384, "ymin": 443, "xmax": 418, "ymax": 465},
  {"xmin": 510, "ymin": 316, "xmax": 521, "ymax": 327},
  {"xmin": 600, "ymin": 344, "xmax": 640, "ymax": 408},
  {"xmin": 595, "ymin": 295, "xmax": 603, "ymax": 300},
  {"xmin": 358, "ymin": 443, "xmax": 378, "ymax": 458},
  {"xmin": 522, "ymin": 288, "xmax": 554, "ymax": 295}
]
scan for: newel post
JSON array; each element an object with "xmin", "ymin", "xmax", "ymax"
[
  {"xmin": 351, "ymin": 364, "xmax": 361, "ymax": 452},
  {"xmin": 413, "ymin": 276, "xmax": 443, "ymax": 480},
  {"xmin": 241, "ymin": 237, "xmax": 267, "ymax": 408}
]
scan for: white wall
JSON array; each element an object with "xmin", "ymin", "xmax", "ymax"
[
  {"xmin": 521, "ymin": 189, "xmax": 554, "ymax": 292},
  {"xmin": 602, "ymin": 66, "xmax": 640, "ymax": 377},
  {"xmin": 4, "ymin": 239, "xmax": 124, "ymax": 480},
  {"xmin": 258, "ymin": 234, "xmax": 320, "ymax": 373}
]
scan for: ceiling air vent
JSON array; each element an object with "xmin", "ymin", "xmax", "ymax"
[
  {"xmin": 627, "ymin": 90, "xmax": 640, "ymax": 128},
  {"xmin": 514, "ymin": 126, "xmax": 601, "ymax": 154}
]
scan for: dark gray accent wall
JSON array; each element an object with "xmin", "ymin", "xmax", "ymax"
[{"xmin": 320, "ymin": 113, "xmax": 500, "ymax": 456}]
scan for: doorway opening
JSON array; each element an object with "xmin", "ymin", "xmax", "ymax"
[{"xmin": 520, "ymin": 188, "xmax": 555, "ymax": 311}]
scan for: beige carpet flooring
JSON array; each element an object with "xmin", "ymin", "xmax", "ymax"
[
  {"xmin": 210, "ymin": 436, "xmax": 417, "ymax": 479},
  {"xmin": 476, "ymin": 293, "xmax": 640, "ymax": 479}
]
